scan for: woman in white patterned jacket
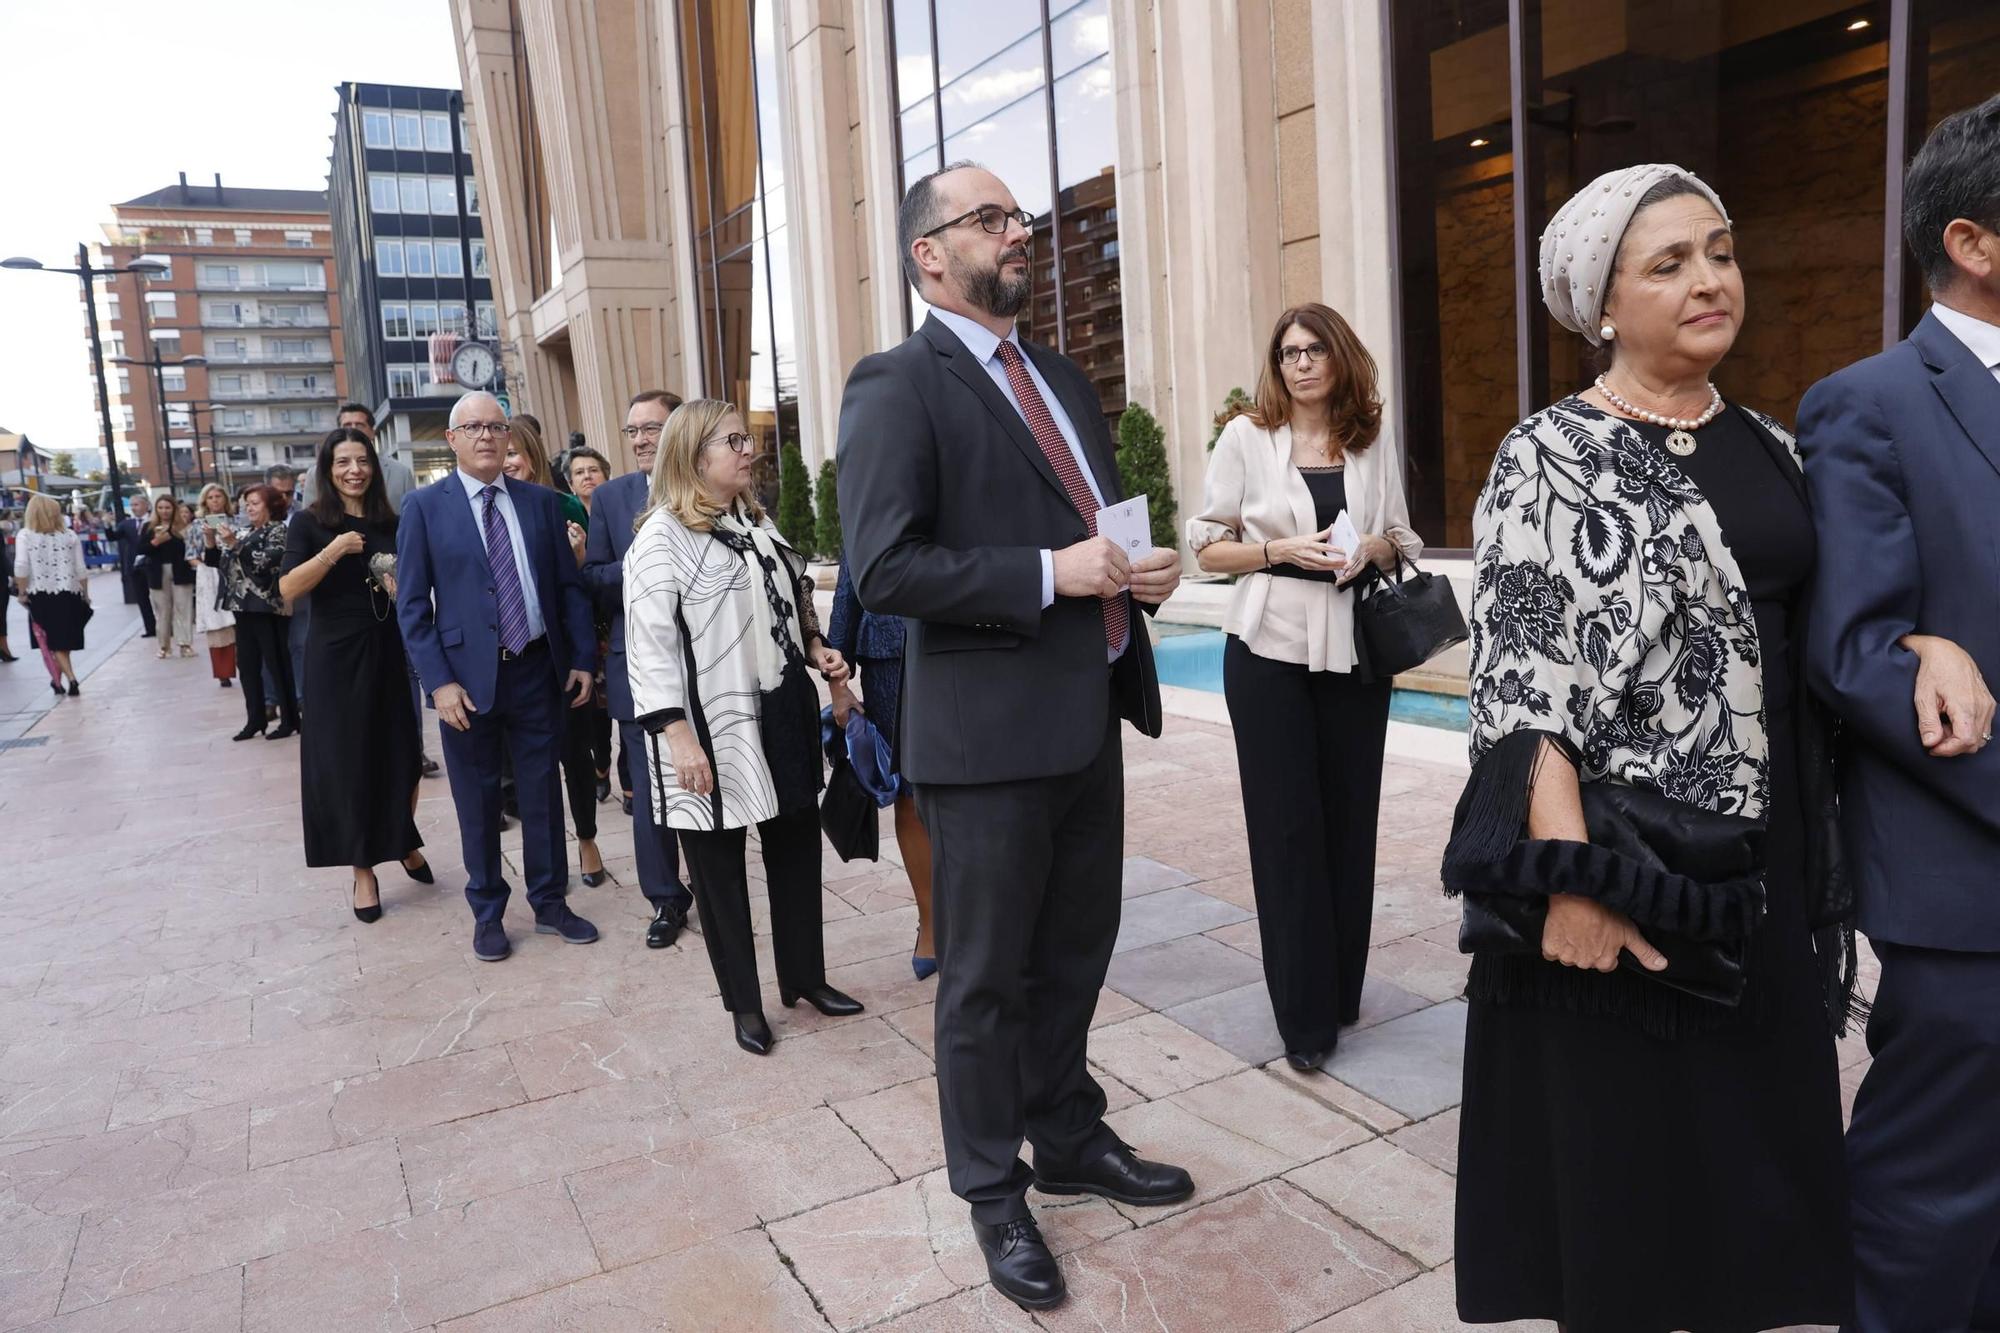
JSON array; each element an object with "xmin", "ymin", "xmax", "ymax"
[{"xmin": 624, "ymin": 398, "xmax": 859, "ymax": 1057}]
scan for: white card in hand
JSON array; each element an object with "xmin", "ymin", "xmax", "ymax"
[
  {"xmin": 1095, "ymin": 494, "xmax": 1152, "ymax": 560},
  {"xmin": 1329, "ymin": 509, "xmax": 1362, "ymax": 567}
]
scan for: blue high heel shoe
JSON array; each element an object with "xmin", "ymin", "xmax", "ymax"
[{"xmin": 911, "ymin": 953, "xmax": 937, "ymax": 981}]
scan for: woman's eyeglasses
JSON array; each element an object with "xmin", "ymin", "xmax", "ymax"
[
  {"xmin": 705, "ymin": 432, "xmax": 755, "ymax": 455},
  {"xmin": 1279, "ymin": 342, "xmax": 1332, "ymax": 367}
]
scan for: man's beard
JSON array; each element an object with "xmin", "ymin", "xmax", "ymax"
[{"xmin": 950, "ymin": 243, "xmax": 1031, "ymax": 319}]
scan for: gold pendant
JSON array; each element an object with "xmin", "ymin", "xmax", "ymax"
[{"xmin": 1666, "ymin": 429, "xmax": 1698, "ymax": 457}]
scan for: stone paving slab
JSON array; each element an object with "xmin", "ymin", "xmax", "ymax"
[{"xmin": 7, "ymin": 617, "xmax": 1819, "ymax": 1331}]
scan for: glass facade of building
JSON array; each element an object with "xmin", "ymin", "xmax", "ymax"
[
  {"xmin": 890, "ymin": 0, "xmax": 1126, "ymax": 419},
  {"xmin": 679, "ymin": 0, "xmax": 798, "ymax": 484},
  {"xmin": 1388, "ymin": 0, "xmax": 2000, "ymax": 547}
]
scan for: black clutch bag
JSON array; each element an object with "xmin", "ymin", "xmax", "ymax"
[
  {"xmin": 1352, "ymin": 554, "xmax": 1469, "ymax": 678},
  {"xmin": 819, "ymin": 725, "xmax": 880, "ymax": 864},
  {"xmin": 1449, "ymin": 782, "xmax": 1766, "ymax": 1007}
]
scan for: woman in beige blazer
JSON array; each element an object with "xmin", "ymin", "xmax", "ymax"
[{"xmin": 1188, "ymin": 302, "xmax": 1422, "ymax": 1072}]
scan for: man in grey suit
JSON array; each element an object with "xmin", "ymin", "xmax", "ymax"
[
  {"xmin": 582, "ymin": 387, "xmax": 694, "ymax": 948},
  {"xmin": 838, "ymin": 162, "xmax": 1190, "ymax": 1312}
]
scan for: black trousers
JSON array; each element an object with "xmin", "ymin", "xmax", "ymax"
[
  {"xmin": 1222, "ymin": 636, "xmax": 1391, "ymax": 1053},
  {"xmin": 1848, "ymin": 941, "xmax": 2000, "ymax": 1331},
  {"xmin": 918, "ymin": 711, "xmax": 1124, "ymax": 1225},
  {"xmin": 559, "ymin": 705, "xmax": 597, "ymax": 841},
  {"xmin": 235, "ymin": 610, "xmax": 298, "ymax": 731},
  {"xmin": 678, "ymin": 806, "xmax": 824, "ymax": 1013},
  {"xmin": 623, "ymin": 721, "xmax": 689, "ymax": 910}
]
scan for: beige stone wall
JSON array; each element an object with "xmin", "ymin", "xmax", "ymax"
[{"xmin": 1435, "ymin": 169, "xmax": 1518, "ymax": 549}]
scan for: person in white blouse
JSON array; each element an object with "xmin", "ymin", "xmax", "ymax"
[
  {"xmin": 1187, "ymin": 302, "xmax": 1423, "ymax": 1073},
  {"xmin": 10, "ymin": 494, "xmax": 91, "ymax": 697}
]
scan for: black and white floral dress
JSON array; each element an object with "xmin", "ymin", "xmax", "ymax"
[{"xmin": 1452, "ymin": 397, "xmax": 1851, "ymax": 1331}]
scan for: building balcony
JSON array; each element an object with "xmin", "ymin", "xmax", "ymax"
[
  {"xmin": 203, "ymin": 351, "xmax": 335, "ymax": 366},
  {"xmin": 195, "ymin": 279, "xmax": 329, "ymax": 293},
  {"xmin": 202, "ymin": 313, "xmax": 333, "ymax": 330},
  {"xmin": 209, "ymin": 387, "xmax": 337, "ymax": 403}
]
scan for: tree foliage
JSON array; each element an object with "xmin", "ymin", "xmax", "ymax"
[
  {"xmin": 51, "ymin": 452, "xmax": 78, "ymax": 477},
  {"xmin": 1114, "ymin": 401, "xmax": 1179, "ymax": 551},
  {"xmin": 776, "ymin": 440, "xmax": 816, "ymax": 554},
  {"xmin": 1207, "ymin": 387, "xmax": 1251, "ymax": 451},
  {"xmin": 813, "ymin": 458, "xmax": 842, "ymax": 561}
]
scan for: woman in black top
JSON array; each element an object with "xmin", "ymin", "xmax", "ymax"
[
  {"xmin": 145, "ymin": 496, "xmax": 196, "ymax": 658},
  {"xmin": 1187, "ymin": 304, "xmax": 1424, "ymax": 1072},
  {"xmin": 278, "ymin": 428, "xmax": 430, "ymax": 922},
  {"xmin": 218, "ymin": 484, "xmax": 299, "ymax": 740}
]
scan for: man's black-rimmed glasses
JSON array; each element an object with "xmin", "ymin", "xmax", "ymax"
[{"xmin": 921, "ymin": 204, "xmax": 1035, "ymax": 239}]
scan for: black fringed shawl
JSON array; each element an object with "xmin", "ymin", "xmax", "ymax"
[{"xmin": 1445, "ymin": 399, "xmax": 1861, "ymax": 1038}]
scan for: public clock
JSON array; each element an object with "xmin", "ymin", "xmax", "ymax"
[{"xmin": 450, "ymin": 341, "xmax": 498, "ymax": 390}]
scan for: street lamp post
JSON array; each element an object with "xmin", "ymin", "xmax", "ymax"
[
  {"xmin": 114, "ymin": 350, "xmax": 208, "ymax": 498},
  {"xmin": 174, "ymin": 401, "xmax": 230, "ymax": 496},
  {"xmin": 1, "ymin": 247, "xmax": 169, "ymax": 521}
]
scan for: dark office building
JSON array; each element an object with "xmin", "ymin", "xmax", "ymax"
[{"xmin": 327, "ymin": 82, "xmax": 495, "ymax": 474}]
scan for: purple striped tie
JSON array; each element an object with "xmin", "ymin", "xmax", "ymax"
[{"xmin": 480, "ymin": 485, "xmax": 532, "ymax": 655}]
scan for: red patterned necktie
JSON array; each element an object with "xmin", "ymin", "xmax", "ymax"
[{"xmin": 993, "ymin": 340, "xmax": 1127, "ymax": 653}]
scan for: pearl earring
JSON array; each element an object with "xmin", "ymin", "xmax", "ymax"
[{"xmin": 1599, "ymin": 322, "xmax": 1616, "ymax": 341}]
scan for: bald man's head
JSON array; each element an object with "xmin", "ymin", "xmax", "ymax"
[{"xmin": 445, "ymin": 391, "xmax": 511, "ymax": 482}]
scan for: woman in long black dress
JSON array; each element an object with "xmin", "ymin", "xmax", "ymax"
[
  {"xmin": 1447, "ymin": 166, "xmax": 1889, "ymax": 1330},
  {"xmin": 278, "ymin": 427, "xmax": 431, "ymax": 922}
]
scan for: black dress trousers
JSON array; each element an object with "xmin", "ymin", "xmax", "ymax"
[
  {"xmin": 678, "ymin": 806, "xmax": 826, "ymax": 1013},
  {"xmin": 918, "ymin": 710, "xmax": 1125, "ymax": 1226},
  {"xmin": 1223, "ymin": 635, "xmax": 1392, "ymax": 1054}
]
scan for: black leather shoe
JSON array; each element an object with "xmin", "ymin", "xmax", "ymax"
[
  {"xmin": 473, "ymin": 920, "xmax": 510, "ymax": 962},
  {"xmin": 232, "ymin": 724, "xmax": 262, "ymax": 741},
  {"xmin": 265, "ymin": 722, "xmax": 296, "ymax": 740},
  {"xmin": 352, "ymin": 878, "xmax": 382, "ymax": 925},
  {"xmin": 620, "ymin": 793, "xmax": 632, "ymax": 816},
  {"xmin": 1033, "ymin": 1139, "xmax": 1193, "ymax": 1207},
  {"xmin": 734, "ymin": 1010, "xmax": 773, "ymax": 1055},
  {"xmin": 971, "ymin": 1216, "xmax": 1065, "ymax": 1311},
  {"xmin": 1285, "ymin": 1045, "xmax": 1335, "ymax": 1073},
  {"xmin": 779, "ymin": 983, "xmax": 863, "ymax": 1016},
  {"xmin": 401, "ymin": 854, "xmax": 434, "ymax": 885},
  {"xmin": 646, "ymin": 900, "xmax": 687, "ymax": 949},
  {"xmin": 420, "ymin": 755, "xmax": 440, "ymax": 777},
  {"xmin": 534, "ymin": 906, "xmax": 600, "ymax": 944}
]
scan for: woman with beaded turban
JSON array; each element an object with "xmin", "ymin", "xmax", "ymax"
[{"xmin": 1436, "ymin": 163, "xmax": 1934, "ymax": 1329}]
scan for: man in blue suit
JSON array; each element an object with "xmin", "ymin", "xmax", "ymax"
[
  {"xmin": 1798, "ymin": 93, "xmax": 2000, "ymax": 1332},
  {"xmin": 583, "ymin": 387, "xmax": 695, "ymax": 949},
  {"xmin": 396, "ymin": 391, "xmax": 601, "ymax": 962}
]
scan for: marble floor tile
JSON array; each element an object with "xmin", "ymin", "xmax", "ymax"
[
  {"xmin": 10, "ymin": 1263, "xmax": 246, "ymax": 1333},
  {"xmin": 1323, "ymin": 1000, "xmax": 1467, "ymax": 1122},
  {"xmin": 1390, "ymin": 1107, "xmax": 1461, "ymax": 1177},
  {"xmin": 1039, "ymin": 1180, "xmax": 1416, "ymax": 1330},
  {"xmin": 1287, "ymin": 1137, "xmax": 1459, "ymax": 1266},
  {"xmin": 565, "ymin": 1104, "xmax": 891, "ymax": 1268},
  {"xmin": 0, "ymin": 1105, "xmax": 248, "ymax": 1218},
  {"xmin": 242, "ymin": 1178, "xmax": 600, "ymax": 1332},
  {"xmin": 1367, "ymin": 934, "xmax": 1473, "ymax": 1004},
  {"xmin": 1264, "ymin": 1061, "xmax": 1412, "ymax": 1135},
  {"xmin": 1304, "ymin": 1264, "xmax": 1552, "ymax": 1332},
  {"xmin": 1163, "ymin": 981, "xmax": 1287, "ymax": 1066},
  {"xmin": 1111, "ymin": 886, "xmax": 1253, "ymax": 954},
  {"xmin": 1, "ymin": 996, "xmax": 253, "ymax": 1084},
  {"xmin": 1092, "ymin": 1096, "xmax": 1292, "ymax": 1223},
  {"xmin": 868, "ymin": 1285, "xmax": 1041, "ymax": 1331},
  {"xmin": 436, "ymin": 1228, "xmax": 823, "ymax": 1332},
  {"xmin": 1105, "ymin": 933, "xmax": 1265, "ymax": 1011},
  {"xmin": 1087, "ymin": 1013, "xmax": 1246, "ymax": 1100},
  {"xmin": 1169, "ymin": 1068, "xmax": 1377, "ymax": 1168},
  {"xmin": 62, "ymin": 1137, "xmax": 408, "ymax": 1312},
  {"xmin": 831, "ymin": 1076, "xmax": 945, "ymax": 1181},
  {"xmin": 106, "ymin": 1019, "xmax": 382, "ymax": 1130},
  {"xmin": 0, "ymin": 1205, "xmax": 80, "ymax": 1331},
  {"xmin": 248, "ymin": 1044, "xmax": 526, "ymax": 1168},
  {"xmin": 660, "ymin": 1017, "xmax": 934, "ymax": 1141},
  {"xmin": 1120, "ymin": 855, "xmax": 1198, "ymax": 899}
]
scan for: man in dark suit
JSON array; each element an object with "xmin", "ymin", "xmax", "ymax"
[
  {"xmin": 396, "ymin": 391, "xmax": 601, "ymax": 963},
  {"xmin": 838, "ymin": 162, "xmax": 1191, "ymax": 1312},
  {"xmin": 582, "ymin": 386, "xmax": 695, "ymax": 948},
  {"xmin": 1798, "ymin": 94, "xmax": 2000, "ymax": 1332},
  {"xmin": 115, "ymin": 492, "xmax": 157, "ymax": 637}
]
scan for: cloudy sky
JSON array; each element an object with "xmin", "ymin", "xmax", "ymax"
[{"xmin": 0, "ymin": 0, "xmax": 461, "ymax": 454}]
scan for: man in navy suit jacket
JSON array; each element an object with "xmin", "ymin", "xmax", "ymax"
[
  {"xmin": 396, "ymin": 391, "xmax": 600, "ymax": 963},
  {"xmin": 583, "ymin": 387, "xmax": 694, "ymax": 948},
  {"xmin": 115, "ymin": 494, "xmax": 158, "ymax": 636},
  {"xmin": 1798, "ymin": 94, "xmax": 2000, "ymax": 1332}
]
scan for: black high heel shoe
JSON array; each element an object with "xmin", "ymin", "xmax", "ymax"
[
  {"xmin": 779, "ymin": 983, "xmax": 864, "ymax": 1017},
  {"xmin": 352, "ymin": 877, "xmax": 383, "ymax": 924},
  {"xmin": 734, "ymin": 1010, "xmax": 773, "ymax": 1055},
  {"xmin": 232, "ymin": 724, "xmax": 262, "ymax": 742},
  {"xmin": 402, "ymin": 854, "xmax": 434, "ymax": 885},
  {"xmin": 578, "ymin": 841, "xmax": 606, "ymax": 887},
  {"xmin": 50, "ymin": 680, "xmax": 65, "ymax": 696},
  {"xmin": 67, "ymin": 680, "xmax": 80, "ymax": 697}
]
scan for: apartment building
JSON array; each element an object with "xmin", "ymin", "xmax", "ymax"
[{"xmin": 93, "ymin": 175, "xmax": 344, "ymax": 494}]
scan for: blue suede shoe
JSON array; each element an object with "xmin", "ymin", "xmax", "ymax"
[
  {"xmin": 535, "ymin": 905, "xmax": 599, "ymax": 945},
  {"xmin": 473, "ymin": 920, "xmax": 510, "ymax": 962},
  {"xmin": 911, "ymin": 954, "xmax": 937, "ymax": 981}
]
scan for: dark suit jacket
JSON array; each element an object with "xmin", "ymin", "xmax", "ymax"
[
  {"xmin": 581, "ymin": 469, "xmax": 648, "ymax": 722},
  {"xmin": 395, "ymin": 472, "xmax": 595, "ymax": 714},
  {"xmin": 1799, "ymin": 309, "xmax": 2000, "ymax": 952},
  {"xmin": 116, "ymin": 515, "xmax": 151, "ymax": 600},
  {"xmin": 837, "ymin": 314, "xmax": 1161, "ymax": 786}
]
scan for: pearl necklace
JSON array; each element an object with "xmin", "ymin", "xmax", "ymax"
[{"xmin": 1594, "ymin": 375, "xmax": 1724, "ymax": 456}]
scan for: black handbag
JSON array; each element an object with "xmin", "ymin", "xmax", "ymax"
[
  {"xmin": 1351, "ymin": 553, "xmax": 1468, "ymax": 678},
  {"xmin": 819, "ymin": 737, "xmax": 880, "ymax": 863},
  {"xmin": 1451, "ymin": 782, "xmax": 1766, "ymax": 1006}
]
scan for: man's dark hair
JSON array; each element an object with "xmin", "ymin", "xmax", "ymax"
[
  {"xmin": 897, "ymin": 160, "xmax": 984, "ymax": 291},
  {"xmin": 1904, "ymin": 93, "xmax": 2000, "ymax": 292},
  {"xmin": 627, "ymin": 388, "xmax": 683, "ymax": 411},
  {"xmin": 264, "ymin": 464, "xmax": 297, "ymax": 484},
  {"xmin": 335, "ymin": 401, "xmax": 371, "ymax": 421}
]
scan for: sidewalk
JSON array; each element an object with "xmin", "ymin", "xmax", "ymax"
[{"xmin": 0, "ymin": 620, "xmax": 1867, "ymax": 1330}]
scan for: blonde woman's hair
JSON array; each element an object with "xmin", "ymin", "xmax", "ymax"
[
  {"xmin": 639, "ymin": 399, "xmax": 763, "ymax": 534},
  {"xmin": 24, "ymin": 493, "xmax": 63, "ymax": 535},
  {"xmin": 506, "ymin": 413, "xmax": 553, "ymax": 488},
  {"xmin": 196, "ymin": 482, "xmax": 230, "ymax": 515},
  {"xmin": 150, "ymin": 491, "xmax": 185, "ymax": 533}
]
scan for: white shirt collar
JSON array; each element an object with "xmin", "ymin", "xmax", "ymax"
[
  {"xmin": 459, "ymin": 467, "xmax": 508, "ymax": 497},
  {"xmin": 929, "ymin": 306, "xmax": 1021, "ymax": 366},
  {"xmin": 1930, "ymin": 301, "xmax": 2000, "ymax": 370}
]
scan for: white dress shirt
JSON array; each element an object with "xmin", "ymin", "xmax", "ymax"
[
  {"xmin": 1931, "ymin": 301, "xmax": 2000, "ymax": 387},
  {"xmin": 458, "ymin": 469, "xmax": 546, "ymax": 641},
  {"xmin": 929, "ymin": 307, "xmax": 1106, "ymax": 612}
]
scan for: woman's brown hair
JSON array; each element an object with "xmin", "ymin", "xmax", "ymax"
[
  {"xmin": 507, "ymin": 415, "xmax": 554, "ymax": 488},
  {"xmin": 1225, "ymin": 302, "xmax": 1382, "ymax": 456}
]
